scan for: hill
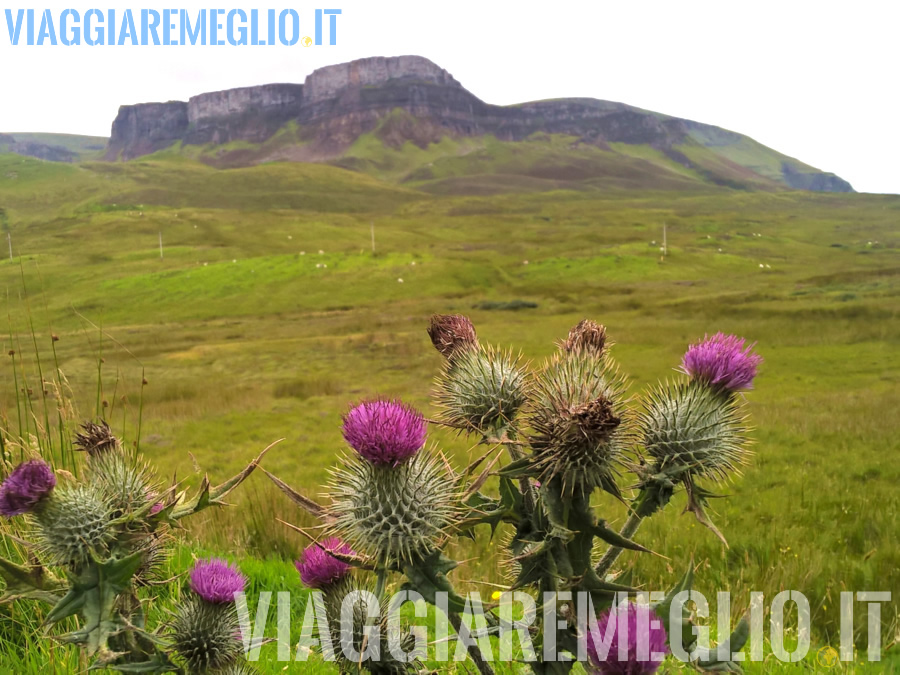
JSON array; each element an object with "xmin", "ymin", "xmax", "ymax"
[
  {"xmin": 93, "ymin": 55, "xmax": 852, "ymax": 194},
  {"xmin": 0, "ymin": 132, "xmax": 107, "ymax": 162}
]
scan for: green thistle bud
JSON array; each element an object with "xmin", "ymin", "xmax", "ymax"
[
  {"xmin": 34, "ymin": 484, "xmax": 114, "ymax": 568},
  {"xmin": 433, "ymin": 345, "xmax": 529, "ymax": 435},
  {"xmin": 87, "ymin": 450, "xmax": 157, "ymax": 517},
  {"xmin": 327, "ymin": 450, "xmax": 458, "ymax": 565},
  {"xmin": 322, "ymin": 579, "xmax": 419, "ymax": 674},
  {"xmin": 528, "ymin": 353, "xmax": 630, "ymax": 497},
  {"xmin": 171, "ymin": 597, "xmax": 242, "ymax": 673},
  {"xmin": 639, "ymin": 381, "xmax": 750, "ymax": 483}
]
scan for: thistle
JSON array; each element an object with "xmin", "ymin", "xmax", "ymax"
[
  {"xmin": 327, "ymin": 450, "xmax": 458, "ymax": 565},
  {"xmin": 74, "ymin": 420, "xmax": 121, "ymax": 456},
  {"xmin": 87, "ymin": 449, "xmax": 158, "ymax": 517},
  {"xmin": 296, "ymin": 537, "xmax": 355, "ymax": 589},
  {"xmin": 528, "ymin": 351, "xmax": 630, "ymax": 497},
  {"xmin": 321, "ymin": 578, "xmax": 420, "ymax": 674},
  {"xmin": 639, "ymin": 381, "xmax": 750, "ymax": 484},
  {"xmin": 0, "ymin": 459, "xmax": 56, "ymax": 517},
  {"xmin": 427, "ymin": 313, "xmax": 479, "ymax": 360},
  {"xmin": 33, "ymin": 483, "xmax": 114, "ymax": 568},
  {"xmin": 561, "ymin": 319, "xmax": 608, "ymax": 358},
  {"xmin": 433, "ymin": 344, "xmax": 529, "ymax": 435},
  {"xmin": 680, "ymin": 333, "xmax": 762, "ymax": 393},
  {"xmin": 172, "ymin": 559, "xmax": 247, "ymax": 673},
  {"xmin": 585, "ymin": 603, "xmax": 668, "ymax": 674},
  {"xmin": 342, "ymin": 400, "xmax": 427, "ymax": 467}
]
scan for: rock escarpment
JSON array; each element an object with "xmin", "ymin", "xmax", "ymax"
[{"xmin": 102, "ymin": 55, "xmax": 853, "ymax": 192}]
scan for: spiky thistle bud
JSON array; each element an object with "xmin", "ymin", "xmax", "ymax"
[
  {"xmin": 680, "ymin": 333, "xmax": 762, "ymax": 393},
  {"xmin": 433, "ymin": 345, "xmax": 529, "ymax": 435},
  {"xmin": 87, "ymin": 450, "xmax": 157, "ymax": 518},
  {"xmin": 0, "ymin": 459, "xmax": 56, "ymax": 517},
  {"xmin": 585, "ymin": 603, "xmax": 668, "ymax": 674},
  {"xmin": 342, "ymin": 400, "xmax": 426, "ymax": 466},
  {"xmin": 173, "ymin": 559, "xmax": 247, "ymax": 672},
  {"xmin": 320, "ymin": 579, "xmax": 420, "ymax": 674},
  {"xmin": 427, "ymin": 314, "xmax": 478, "ymax": 360},
  {"xmin": 295, "ymin": 538, "xmax": 355, "ymax": 589},
  {"xmin": 639, "ymin": 381, "xmax": 750, "ymax": 483},
  {"xmin": 528, "ymin": 354, "xmax": 630, "ymax": 497},
  {"xmin": 33, "ymin": 484, "xmax": 114, "ymax": 568},
  {"xmin": 74, "ymin": 420, "xmax": 121, "ymax": 456},
  {"xmin": 561, "ymin": 319, "xmax": 608, "ymax": 357},
  {"xmin": 327, "ymin": 450, "xmax": 458, "ymax": 565}
]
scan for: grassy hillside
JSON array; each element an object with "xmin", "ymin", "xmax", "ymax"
[
  {"xmin": 0, "ymin": 152, "xmax": 897, "ymax": 671},
  {"xmin": 0, "ymin": 133, "xmax": 108, "ymax": 161}
]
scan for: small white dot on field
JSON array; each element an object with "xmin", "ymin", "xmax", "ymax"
[
  {"xmin": 707, "ymin": 235, "xmax": 711, "ymax": 239},
  {"xmin": 651, "ymin": 240, "xmax": 656, "ymax": 245},
  {"xmin": 523, "ymin": 260, "xmax": 529, "ymax": 265},
  {"xmin": 397, "ymin": 278, "xmax": 404, "ymax": 283},
  {"xmin": 203, "ymin": 262, "xmax": 208, "ymax": 267},
  {"xmin": 660, "ymin": 247, "xmax": 665, "ymax": 252},
  {"xmin": 232, "ymin": 259, "xmax": 237, "ymax": 263},
  {"xmin": 759, "ymin": 264, "xmax": 764, "ymax": 268},
  {"xmin": 319, "ymin": 249, "xmax": 324, "ymax": 254},
  {"xmin": 316, "ymin": 264, "xmax": 322, "ymax": 268},
  {"xmin": 323, "ymin": 263, "xmax": 327, "ymax": 268},
  {"xmin": 193, "ymin": 225, "xmax": 197, "ymax": 229},
  {"xmin": 718, "ymin": 248, "xmax": 723, "ymax": 252},
  {"xmin": 410, "ymin": 261, "xmax": 416, "ymax": 266},
  {"xmin": 288, "ymin": 235, "xmax": 292, "ymax": 240},
  {"xmin": 300, "ymin": 251, "xmax": 305, "ymax": 255},
  {"xmin": 766, "ymin": 264, "xmax": 771, "ymax": 268}
]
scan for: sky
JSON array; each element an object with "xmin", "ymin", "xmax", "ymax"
[{"xmin": 1, "ymin": 0, "xmax": 897, "ymax": 194}]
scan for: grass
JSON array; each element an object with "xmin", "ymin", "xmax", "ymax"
[{"xmin": 0, "ymin": 151, "xmax": 898, "ymax": 671}]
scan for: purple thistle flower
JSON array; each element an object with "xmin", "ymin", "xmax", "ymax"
[
  {"xmin": 150, "ymin": 501, "xmax": 164, "ymax": 515},
  {"xmin": 585, "ymin": 603, "xmax": 668, "ymax": 674},
  {"xmin": 680, "ymin": 333, "xmax": 762, "ymax": 392},
  {"xmin": 295, "ymin": 537, "xmax": 355, "ymax": 589},
  {"xmin": 189, "ymin": 558, "xmax": 247, "ymax": 604},
  {"xmin": 342, "ymin": 399, "xmax": 427, "ymax": 466},
  {"xmin": 0, "ymin": 459, "xmax": 56, "ymax": 517}
]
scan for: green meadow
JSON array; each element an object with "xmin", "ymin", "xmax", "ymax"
[{"xmin": 0, "ymin": 152, "xmax": 898, "ymax": 672}]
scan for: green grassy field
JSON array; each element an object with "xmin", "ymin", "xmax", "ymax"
[{"xmin": 0, "ymin": 152, "xmax": 897, "ymax": 672}]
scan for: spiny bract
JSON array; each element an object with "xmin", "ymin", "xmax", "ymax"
[
  {"xmin": 171, "ymin": 597, "xmax": 243, "ymax": 673},
  {"xmin": 529, "ymin": 353, "xmax": 631, "ymax": 496},
  {"xmin": 34, "ymin": 483, "xmax": 114, "ymax": 568},
  {"xmin": 327, "ymin": 450, "xmax": 458, "ymax": 565},
  {"xmin": 639, "ymin": 381, "xmax": 750, "ymax": 482},
  {"xmin": 433, "ymin": 345, "xmax": 529, "ymax": 435}
]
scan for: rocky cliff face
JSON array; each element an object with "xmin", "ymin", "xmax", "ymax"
[
  {"xmin": 106, "ymin": 102, "xmax": 189, "ymax": 160},
  {"xmin": 101, "ymin": 55, "xmax": 853, "ymax": 192}
]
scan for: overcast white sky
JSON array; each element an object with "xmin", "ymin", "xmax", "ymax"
[{"xmin": 1, "ymin": 0, "xmax": 897, "ymax": 193}]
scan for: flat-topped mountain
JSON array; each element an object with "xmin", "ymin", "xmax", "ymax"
[{"xmin": 42, "ymin": 56, "xmax": 864, "ymax": 193}]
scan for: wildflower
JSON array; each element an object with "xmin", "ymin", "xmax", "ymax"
[
  {"xmin": 295, "ymin": 537, "xmax": 355, "ymax": 589},
  {"xmin": 189, "ymin": 559, "xmax": 247, "ymax": 604},
  {"xmin": 74, "ymin": 420, "xmax": 120, "ymax": 456},
  {"xmin": 342, "ymin": 400, "xmax": 426, "ymax": 466},
  {"xmin": 561, "ymin": 319, "xmax": 607, "ymax": 357},
  {"xmin": 680, "ymin": 333, "xmax": 762, "ymax": 392},
  {"xmin": 427, "ymin": 314, "xmax": 478, "ymax": 360},
  {"xmin": 585, "ymin": 603, "xmax": 668, "ymax": 674},
  {"xmin": 0, "ymin": 459, "xmax": 56, "ymax": 517}
]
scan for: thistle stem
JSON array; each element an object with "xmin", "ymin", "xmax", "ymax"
[
  {"xmin": 448, "ymin": 611, "xmax": 495, "ymax": 675},
  {"xmin": 594, "ymin": 511, "xmax": 643, "ymax": 577},
  {"xmin": 502, "ymin": 439, "xmax": 536, "ymax": 515},
  {"xmin": 374, "ymin": 566, "xmax": 387, "ymax": 601}
]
